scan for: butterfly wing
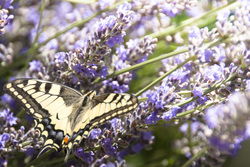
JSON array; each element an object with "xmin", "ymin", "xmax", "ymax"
[
  {"xmin": 63, "ymin": 92, "xmax": 139, "ymax": 160},
  {"xmin": 90, "ymin": 93, "xmax": 139, "ymax": 126},
  {"xmin": 4, "ymin": 78, "xmax": 83, "ymax": 118},
  {"xmin": 3, "ymin": 78, "xmax": 84, "ymax": 155},
  {"xmin": 4, "ymin": 78, "xmax": 139, "ymax": 162}
]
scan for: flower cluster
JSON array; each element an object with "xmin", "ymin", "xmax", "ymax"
[
  {"xmin": 144, "ymin": 82, "xmax": 179, "ymax": 124},
  {"xmin": 0, "ymin": 43, "xmax": 14, "ymax": 67},
  {"xmin": 1, "ymin": 94, "xmax": 16, "ymax": 109},
  {"xmin": 0, "ymin": 0, "xmax": 13, "ymax": 35},
  {"xmin": 206, "ymin": 91, "xmax": 250, "ymax": 156},
  {"xmin": 101, "ymin": 36, "xmax": 157, "ymax": 93},
  {"xmin": 127, "ymin": 0, "xmax": 197, "ymax": 37},
  {"xmin": 176, "ymin": 91, "xmax": 250, "ymax": 166},
  {"xmin": 0, "ymin": 1, "xmax": 14, "ymax": 67},
  {"xmin": 26, "ymin": 2, "xmax": 147, "ymax": 93},
  {"xmin": 0, "ymin": 0, "xmax": 249, "ymax": 166},
  {"xmin": 74, "ymin": 115, "xmax": 155, "ymax": 166},
  {"xmin": 0, "ymin": 108, "xmax": 42, "ymax": 166}
]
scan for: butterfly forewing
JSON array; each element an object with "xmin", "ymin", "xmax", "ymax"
[
  {"xmin": 4, "ymin": 79, "xmax": 83, "ymax": 118},
  {"xmin": 3, "ymin": 78, "xmax": 139, "ymax": 162}
]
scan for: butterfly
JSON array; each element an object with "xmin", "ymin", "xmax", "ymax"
[{"xmin": 3, "ymin": 78, "xmax": 138, "ymax": 162}]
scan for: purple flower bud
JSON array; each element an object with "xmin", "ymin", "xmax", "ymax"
[
  {"xmin": 217, "ymin": 10, "xmax": 230, "ymax": 23},
  {"xmin": 98, "ymin": 15, "xmax": 117, "ymax": 32},
  {"xmin": 162, "ymin": 106, "xmax": 180, "ymax": 121},
  {"xmin": 75, "ymin": 148, "xmax": 94, "ymax": 164},
  {"xmin": 145, "ymin": 111, "xmax": 160, "ymax": 125},
  {"xmin": 7, "ymin": 112, "xmax": 17, "ymax": 126},
  {"xmin": 98, "ymin": 0, "xmax": 113, "ymax": 10},
  {"xmin": 200, "ymin": 49, "xmax": 214, "ymax": 62},
  {"xmin": 29, "ymin": 60, "xmax": 42, "ymax": 72},
  {"xmin": 101, "ymin": 138, "xmax": 117, "ymax": 157},
  {"xmin": 73, "ymin": 64, "xmax": 83, "ymax": 74},
  {"xmin": 192, "ymin": 87, "xmax": 208, "ymax": 105},
  {"xmin": 20, "ymin": 126, "xmax": 25, "ymax": 132},
  {"xmin": 54, "ymin": 52, "xmax": 66, "ymax": 64},
  {"xmin": 84, "ymin": 64, "xmax": 98, "ymax": 78},
  {"xmin": 142, "ymin": 131, "xmax": 154, "ymax": 141},
  {"xmin": 116, "ymin": 45, "xmax": 127, "ymax": 61},
  {"xmin": 117, "ymin": 2, "xmax": 133, "ymax": 24},
  {"xmin": 105, "ymin": 34, "xmax": 124, "ymax": 48},
  {"xmin": 204, "ymin": 64, "xmax": 223, "ymax": 82},
  {"xmin": 1, "ymin": 133, "xmax": 10, "ymax": 142},
  {"xmin": 25, "ymin": 147, "xmax": 35, "ymax": 157},
  {"xmin": 0, "ymin": 157, "xmax": 7, "ymax": 167},
  {"xmin": 161, "ymin": 4, "xmax": 178, "ymax": 17},
  {"xmin": 0, "ymin": 108, "xmax": 17, "ymax": 126},
  {"xmin": 192, "ymin": 87, "xmax": 204, "ymax": 98},
  {"xmin": 132, "ymin": 143, "xmax": 144, "ymax": 153},
  {"xmin": 0, "ymin": 0, "xmax": 13, "ymax": 9},
  {"xmin": 99, "ymin": 66, "xmax": 108, "ymax": 78},
  {"xmin": 89, "ymin": 129, "xmax": 101, "ymax": 139},
  {"xmin": 117, "ymin": 2, "xmax": 131, "ymax": 11},
  {"xmin": 1, "ymin": 94, "xmax": 16, "ymax": 108},
  {"xmin": 189, "ymin": 26, "xmax": 202, "ymax": 39}
]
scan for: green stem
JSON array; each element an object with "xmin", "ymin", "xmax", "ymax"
[
  {"xmin": 28, "ymin": 156, "xmax": 66, "ymax": 167},
  {"xmin": 35, "ymin": 0, "xmax": 130, "ymax": 50},
  {"xmin": 148, "ymin": 1, "xmax": 240, "ymax": 39},
  {"xmin": 203, "ymin": 72, "xmax": 238, "ymax": 95},
  {"xmin": 23, "ymin": 0, "xmax": 46, "ymax": 69},
  {"xmin": 25, "ymin": 149, "xmax": 54, "ymax": 167},
  {"xmin": 133, "ymin": 36, "xmax": 225, "ymax": 97},
  {"xmin": 135, "ymin": 55, "xmax": 196, "ymax": 97},
  {"xmin": 93, "ymin": 35, "xmax": 228, "ymax": 85},
  {"xmin": 32, "ymin": 0, "xmax": 45, "ymax": 47},
  {"xmin": 172, "ymin": 71, "xmax": 238, "ymax": 108},
  {"xmin": 181, "ymin": 147, "xmax": 208, "ymax": 167},
  {"xmin": 176, "ymin": 102, "xmax": 213, "ymax": 118},
  {"xmin": 93, "ymin": 48, "xmax": 188, "ymax": 83},
  {"xmin": 0, "ymin": 1, "xmax": 240, "ymax": 80},
  {"xmin": 0, "ymin": 0, "xmax": 130, "ymax": 78}
]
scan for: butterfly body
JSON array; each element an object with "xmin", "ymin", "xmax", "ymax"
[{"xmin": 4, "ymin": 79, "xmax": 138, "ymax": 162}]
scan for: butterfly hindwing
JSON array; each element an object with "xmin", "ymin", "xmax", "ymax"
[
  {"xmin": 4, "ymin": 78, "xmax": 85, "ymax": 155},
  {"xmin": 90, "ymin": 93, "xmax": 138, "ymax": 126},
  {"xmin": 66, "ymin": 93, "xmax": 139, "ymax": 150},
  {"xmin": 34, "ymin": 118, "xmax": 65, "ymax": 154}
]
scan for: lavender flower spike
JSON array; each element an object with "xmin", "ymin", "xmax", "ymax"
[
  {"xmin": 205, "ymin": 91, "xmax": 250, "ymax": 156},
  {"xmin": 0, "ymin": 0, "xmax": 14, "ymax": 35}
]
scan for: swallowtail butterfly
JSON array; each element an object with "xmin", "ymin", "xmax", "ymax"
[{"xmin": 4, "ymin": 78, "xmax": 138, "ymax": 162}]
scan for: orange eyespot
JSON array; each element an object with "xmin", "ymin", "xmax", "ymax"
[{"xmin": 64, "ymin": 136, "xmax": 69, "ymax": 144}]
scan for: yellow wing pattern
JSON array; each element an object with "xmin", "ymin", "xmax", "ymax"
[{"xmin": 4, "ymin": 78, "xmax": 138, "ymax": 162}]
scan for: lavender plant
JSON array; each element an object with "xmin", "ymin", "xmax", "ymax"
[{"xmin": 0, "ymin": 0, "xmax": 249, "ymax": 166}]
